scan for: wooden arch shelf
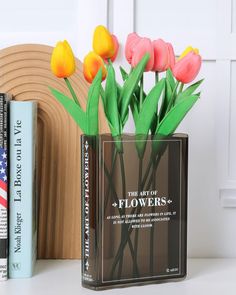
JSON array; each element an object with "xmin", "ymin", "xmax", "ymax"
[{"xmin": 0, "ymin": 44, "xmax": 108, "ymax": 258}]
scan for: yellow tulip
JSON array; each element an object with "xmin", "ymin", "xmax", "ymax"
[
  {"xmin": 178, "ymin": 46, "xmax": 199, "ymax": 60},
  {"xmin": 50, "ymin": 40, "xmax": 76, "ymax": 78},
  {"xmin": 93, "ymin": 25, "xmax": 115, "ymax": 59},
  {"xmin": 83, "ymin": 51, "xmax": 107, "ymax": 83}
]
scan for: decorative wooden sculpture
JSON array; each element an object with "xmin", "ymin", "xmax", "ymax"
[{"xmin": 0, "ymin": 44, "xmax": 108, "ymax": 258}]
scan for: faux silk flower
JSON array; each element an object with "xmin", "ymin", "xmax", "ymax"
[
  {"xmin": 152, "ymin": 39, "xmax": 175, "ymax": 72},
  {"xmin": 50, "ymin": 40, "xmax": 76, "ymax": 78},
  {"xmin": 130, "ymin": 37, "xmax": 154, "ymax": 72},
  {"xmin": 83, "ymin": 51, "xmax": 107, "ymax": 83},
  {"xmin": 109, "ymin": 34, "xmax": 119, "ymax": 62},
  {"xmin": 125, "ymin": 32, "xmax": 141, "ymax": 64},
  {"xmin": 93, "ymin": 25, "xmax": 115, "ymax": 59},
  {"xmin": 172, "ymin": 48, "xmax": 202, "ymax": 84},
  {"xmin": 104, "ymin": 34, "xmax": 119, "ymax": 63}
]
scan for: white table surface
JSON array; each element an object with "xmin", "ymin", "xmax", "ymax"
[{"xmin": 0, "ymin": 259, "xmax": 236, "ymax": 295}]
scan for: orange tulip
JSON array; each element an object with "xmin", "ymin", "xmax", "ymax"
[
  {"xmin": 50, "ymin": 40, "xmax": 76, "ymax": 78},
  {"xmin": 83, "ymin": 51, "xmax": 107, "ymax": 83},
  {"xmin": 172, "ymin": 48, "xmax": 202, "ymax": 84},
  {"xmin": 93, "ymin": 25, "xmax": 115, "ymax": 59},
  {"xmin": 104, "ymin": 34, "xmax": 119, "ymax": 63},
  {"xmin": 110, "ymin": 34, "xmax": 119, "ymax": 62}
]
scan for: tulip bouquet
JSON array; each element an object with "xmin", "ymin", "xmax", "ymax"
[
  {"xmin": 49, "ymin": 25, "xmax": 203, "ymax": 283},
  {"xmin": 50, "ymin": 27, "xmax": 202, "ymax": 150}
]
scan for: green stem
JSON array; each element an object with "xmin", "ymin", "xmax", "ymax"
[
  {"xmin": 117, "ymin": 152, "xmax": 127, "ymax": 279},
  {"xmin": 133, "ymin": 158, "xmax": 143, "ymax": 276},
  {"xmin": 139, "ymin": 75, "xmax": 144, "ymax": 111},
  {"xmin": 64, "ymin": 78, "xmax": 80, "ymax": 106},
  {"xmin": 103, "ymin": 157, "xmax": 137, "ymax": 271},
  {"xmin": 178, "ymin": 82, "xmax": 184, "ymax": 94},
  {"xmin": 155, "ymin": 72, "xmax": 159, "ymax": 84},
  {"xmin": 141, "ymin": 157, "xmax": 153, "ymax": 188},
  {"xmin": 165, "ymin": 81, "xmax": 179, "ymax": 114},
  {"xmin": 104, "ymin": 150, "xmax": 118, "ymax": 212},
  {"xmin": 152, "ymin": 72, "xmax": 159, "ymax": 131},
  {"xmin": 149, "ymin": 161, "xmax": 157, "ymax": 274}
]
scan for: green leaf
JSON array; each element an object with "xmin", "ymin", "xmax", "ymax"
[
  {"xmin": 117, "ymin": 82, "xmax": 122, "ymax": 111},
  {"xmin": 86, "ymin": 69, "xmax": 102, "ymax": 135},
  {"xmin": 130, "ymin": 96, "xmax": 139, "ymax": 124},
  {"xmin": 136, "ymin": 78, "xmax": 165, "ymax": 135},
  {"xmin": 100, "ymin": 86, "xmax": 105, "ymax": 107},
  {"xmin": 166, "ymin": 69, "xmax": 176, "ymax": 90},
  {"xmin": 159, "ymin": 79, "xmax": 172, "ymax": 122},
  {"xmin": 150, "ymin": 113, "xmax": 158, "ymax": 135},
  {"xmin": 175, "ymin": 79, "xmax": 204, "ymax": 104},
  {"xmin": 120, "ymin": 53, "xmax": 149, "ymax": 124},
  {"xmin": 49, "ymin": 87, "xmax": 87, "ymax": 133},
  {"xmin": 120, "ymin": 66, "xmax": 129, "ymax": 81},
  {"xmin": 104, "ymin": 64, "xmax": 121, "ymax": 137},
  {"xmin": 119, "ymin": 67, "xmax": 145, "ymax": 128},
  {"xmin": 157, "ymin": 94, "xmax": 199, "ymax": 136},
  {"xmin": 116, "ymin": 82, "xmax": 129, "ymax": 129},
  {"xmin": 120, "ymin": 66, "xmax": 147, "ymax": 104},
  {"xmin": 122, "ymin": 112, "xmax": 129, "ymax": 128},
  {"xmin": 135, "ymin": 78, "xmax": 165, "ymax": 158}
]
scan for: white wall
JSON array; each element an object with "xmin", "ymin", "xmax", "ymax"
[{"xmin": 1, "ymin": 0, "xmax": 236, "ymax": 258}]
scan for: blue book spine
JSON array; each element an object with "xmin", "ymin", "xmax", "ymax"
[{"xmin": 9, "ymin": 101, "xmax": 37, "ymax": 278}]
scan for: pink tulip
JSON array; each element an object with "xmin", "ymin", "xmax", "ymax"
[
  {"xmin": 125, "ymin": 32, "xmax": 141, "ymax": 64},
  {"xmin": 131, "ymin": 37, "xmax": 154, "ymax": 71},
  {"xmin": 172, "ymin": 51, "xmax": 202, "ymax": 84},
  {"xmin": 152, "ymin": 39, "xmax": 175, "ymax": 72},
  {"xmin": 167, "ymin": 43, "xmax": 175, "ymax": 70}
]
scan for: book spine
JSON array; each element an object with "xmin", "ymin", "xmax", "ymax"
[
  {"xmin": 9, "ymin": 102, "xmax": 37, "ymax": 278},
  {"xmin": 0, "ymin": 94, "xmax": 8, "ymax": 281},
  {"xmin": 81, "ymin": 135, "xmax": 97, "ymax": 287}
]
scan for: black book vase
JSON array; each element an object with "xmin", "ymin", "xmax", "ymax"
[{"xmin": 81, "ymin": 133, "xmax": 188, "ymax": 290}]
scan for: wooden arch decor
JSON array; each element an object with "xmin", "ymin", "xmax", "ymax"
[{"xmin": 0, "ymin": 44, "xmax": 108, "ymax": 258}]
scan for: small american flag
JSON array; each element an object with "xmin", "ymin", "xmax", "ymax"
[{"xmin": 0, "ymin": 147, "xmax": 7, "ymax": 209}]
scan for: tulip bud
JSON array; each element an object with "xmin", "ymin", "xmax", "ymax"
[
  {"xmin": 125, "ymin": 33, "xmax": 141, "ymax": 64},
  {"xmin": 83, "ymin": 51, "xmax": 107, "ymax": 83},
  {"xmin": 166, "ymin": 43, "xmax": 175, "ymax": 70},
  {"xmin": 50, "ymin": 40, "xmax": 76, "ymax": 78},
  {"xmin": 110, "ymin": 34, "xmax": 119, "ymax": 62},
  {"xmin": 131, "ymin": 37, "xmax": 154, "ymax": 72},
  {"xmin": 152, "ymin": 39, "xmax": 175, "ymax": 72},
  {"xmin": 172, "ymin": 49, "xmax": 202, "ymax": 84},
  {"xmin": 104, "ymin": 34, "xmax": 119, "ymax": 63},
  {"xmin": 93, "ymin": 25, "xmax": 115, "ymax": 59}
]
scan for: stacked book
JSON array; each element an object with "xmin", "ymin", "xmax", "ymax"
[{"xmin": 0, "ymin": 94, "xmax": 37, "ymax": 281}]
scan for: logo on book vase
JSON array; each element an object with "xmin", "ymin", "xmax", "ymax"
[
  {"xmin": 0, "ymin": 147, "xmax": 7, "ymax": 209},
  {"xmin": 11, "ymin": 263, "xmax": 21, "ymax": 271}
]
